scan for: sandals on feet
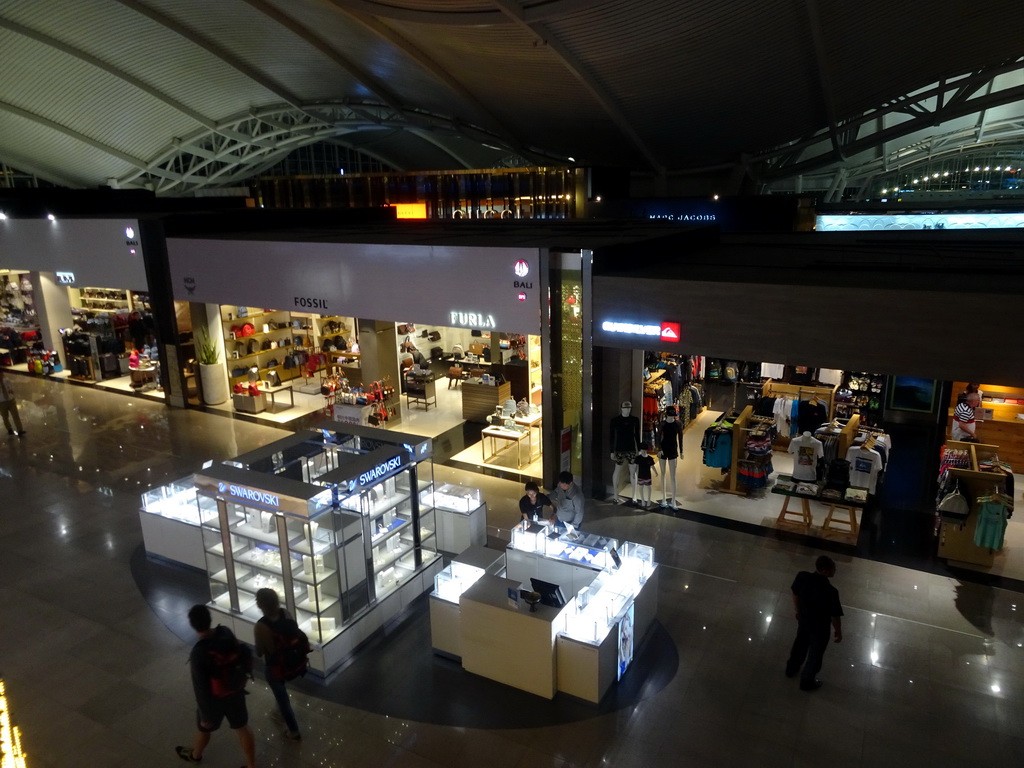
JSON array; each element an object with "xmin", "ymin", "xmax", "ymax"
[{"xmin": 176, "ymin": 746, "xmax": 202, "ymax": 763}]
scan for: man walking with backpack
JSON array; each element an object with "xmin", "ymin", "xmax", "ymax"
[
  {"xmin": 254, "ymin": 588, "xmax": 308, "ymax": 741},
  {"xmin": 176, "ymin": 604, "xmax": 257, "ymax": 767}
]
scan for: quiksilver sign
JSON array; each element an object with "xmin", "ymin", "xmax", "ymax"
[{"xmin": 359, "ymin": 455, "xmax": 405, "ymax": 487}]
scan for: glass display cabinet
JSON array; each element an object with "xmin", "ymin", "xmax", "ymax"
[
  {"xmin": 138, "ymin": 473, "xmax": 218, "ymax": 569},
  {"xmin": 420, "ymin": 482, "xmax": 487, "ymax": 554}
]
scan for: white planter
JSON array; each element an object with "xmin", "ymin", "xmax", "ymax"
[{"xmin": 199, "ymin": 362, "xmax": 229, "ymax": 405}]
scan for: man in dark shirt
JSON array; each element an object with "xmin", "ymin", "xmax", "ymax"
[
  {"xmin": 176, "ymin": 604, "xmax": 257, "ymax": 766},
  {"xmin": 519, "ymin": 481, "xmax": 553, "ymax": 522},
  {"xmin": 785, "ymin": 555, "xmax": 843, "ymax": 691}
]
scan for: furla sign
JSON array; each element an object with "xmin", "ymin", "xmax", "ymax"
[{"xmin": 450, "ymin": 310, "xmax": 497, "ymax": 329}]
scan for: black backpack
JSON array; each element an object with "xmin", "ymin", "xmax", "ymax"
[
  {"xmin": 262, "ymin": 615, "xmax": 312, "ymax": 681},
  {"xmin": 206, "ymin": 625, "xmax": 253, "ymax": 698}
]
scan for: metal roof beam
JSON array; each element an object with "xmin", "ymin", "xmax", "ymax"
[
  {"xmin": 0, "ymin": 99, "xmax": 149, "ymax": 170},
  {"xmin": 325, "ymin": 0, "xmax": 532, "ymax": 158},
  {"xmin": 803, "ymin": 0, "xmax": 844, "ymax": 160},
  {"xmin": 240, "ymin": 0, "xmax": 407, "ymax": 114},
  {"xmin": 493, "ymin": 0, "xmax": 664, "ymax": 173}
]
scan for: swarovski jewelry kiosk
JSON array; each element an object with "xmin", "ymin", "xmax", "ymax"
[
  {"xmin": 141, "ymin": 424, "xmax": 448, "ymax": 679},
  {"xmin": 429, "ymin": 522, "xmax": 658, "ymax": 702}
]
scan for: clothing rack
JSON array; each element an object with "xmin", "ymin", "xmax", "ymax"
[
  {"xmin": 937, "ymin": 440, "xmax": 1008, "ymax": 567},
  {"xmin": 719, "ymin": 405, "xmax": 753, "ymax": 496}
]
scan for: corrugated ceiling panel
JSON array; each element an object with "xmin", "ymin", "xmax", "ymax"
[
  {"xmin": 263, "ymin": 0, "xmax": 496, "ymax": 127},
  {"xmin": 0, "ymin": 0, "xmax": 279, "ymax": 123},
  {"xmin": 0, "ymin": 31, "xmax": 194, "ymax": 160},
  {"xmin": 387, "ymin": 21, "xmax": 615, "ymax": 156},
  {"xmin": 0, "ymin": 111, "xmax": 137, "ymax": 187}
]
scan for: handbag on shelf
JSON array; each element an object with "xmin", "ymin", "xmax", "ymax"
[
  {"xmin": 937, "ymin": 484, "xmax": 969, "ymax": 521},
  {"xmin": 237, "ymin": 306, "xmax": 248, "ymax": 318}
]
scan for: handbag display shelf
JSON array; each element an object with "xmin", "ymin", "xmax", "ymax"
[{"xmin": 221, "ymin": 305, "xmax": 326, "ymax": 392}]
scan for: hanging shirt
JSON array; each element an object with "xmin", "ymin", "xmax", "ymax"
[
  {"xmin": 772, "ymin": 397, "xmax": 790, "ymax": 436},
  {"xmin": 797, "ymin": 399, "xmax": 828, "ymax": 434},
  {"xmin": 845, "ymin": 445, "xmax": 883, "ymax": 494},
  {"xmin": 974, "ymin": 500, "xmax": 1008, "ymax": 550},
  {"xmin": 788, "ymin": 433, "xmax": 824, "ymax": 482}
]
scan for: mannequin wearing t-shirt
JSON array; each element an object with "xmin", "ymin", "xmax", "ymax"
[
  {"xmin": 658, "ymin": 406, "xmax": 684, "ymax": 508},
  {"xmin": 788, "ymin": 431, "xmax": 824, "ymax": 482},
  {"xmin": 609, "ymin": 401, "xmax": 642, "ymax": 503}
]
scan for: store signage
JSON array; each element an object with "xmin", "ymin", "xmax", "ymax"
[
  {"xmin": 294, "ymin": 295, "xmax": 329, "ymax": 309},
  {"xmin": 648, "ymin": 214, "xmax": 716, "ymax": 222},
  {"xmin": 601, "ymin": 320, "xmax": 681, "ymax": 342},
  {"xmin": 125, "ymin": 226, "xmax": 135, "ymax": 239},
  {"xmin": 450, "ymin": 310, "xmax": 497, "ymax": 329},
  {"xmin": 358, "ymin": 453, "xmax": 406, "ymax": 488},
  {"xmin": 218, "ymin": 481, "xmax": 280, "ymax": 509},
  {"xmin": 514, "ymin": 259, "xmax": 530, "ymax": 277},
  {"xmin": 56, "ymin": 271, "xmax": 76, "ymax": 285}
]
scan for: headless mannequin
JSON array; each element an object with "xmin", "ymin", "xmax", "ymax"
[
  {"xmin": 610, "ymin": 402, "xmax": 641, "ymax": 503},
  {"xmin": 658, "ymin": 407, "xmax": 684, "ymax": 508}
]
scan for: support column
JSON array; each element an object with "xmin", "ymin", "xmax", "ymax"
[{"xmin": 31, "ymin": 271, "xmax": 73, "ymax": 364}]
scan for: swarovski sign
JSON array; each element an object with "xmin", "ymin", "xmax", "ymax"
[
  {"xmin": 218, "ymin": 481, "xmax": 280, "ymax": 509},
  {"xmin": 358, "ymin": 454, "xmax": 405, "ymax": 488}
]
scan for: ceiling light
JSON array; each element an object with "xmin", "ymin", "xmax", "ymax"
[
  {"xmin": 47, "ymin": 213, "xmax": 56, "ymax": 221},
  {"xmin": 0, "ymin": 212, "xmax": 6, "ymax": 220}
]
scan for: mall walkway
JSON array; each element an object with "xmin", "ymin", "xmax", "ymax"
[{"xmin": 0, "ymin": 375, "xmax": 1021, "ymax": 767}]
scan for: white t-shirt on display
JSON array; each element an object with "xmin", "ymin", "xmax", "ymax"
[
  {"xmin": 788, "ymin": 433, "xmax": 823, "ymax": 482},
  {"xmin": 846, "ymin": 446, "xmax": 883, "ymax": 494}
]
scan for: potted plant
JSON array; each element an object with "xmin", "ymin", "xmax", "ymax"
[{"xmin": 196, "ymin": 330, "xmax": 228, "ymax": 405}]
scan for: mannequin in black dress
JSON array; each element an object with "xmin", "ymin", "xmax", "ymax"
[
  {"xmin": 609, "ymin": 400, "xmax": 641, "ymax": 503},
  {"xmin": 658, "ymin": 406, "xmax": 684, "ymax": 509}
]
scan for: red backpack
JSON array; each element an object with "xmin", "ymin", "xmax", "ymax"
[{"xmin": 261, "ymin": 615, "xmax": 312, "ymax": 681}]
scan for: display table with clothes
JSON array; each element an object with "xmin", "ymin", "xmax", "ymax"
[{"xmin": 771, "ymin": 476, "xmax": 868, "ymax": 531}]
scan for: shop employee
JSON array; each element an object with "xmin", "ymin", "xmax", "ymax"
[
  {"xmin": 952, "ymin": 392, "xmax": 980, "ymax": 441},
  {"xmin": 519, "ymin": 482, "xmax": 553, "ymax": 522}
]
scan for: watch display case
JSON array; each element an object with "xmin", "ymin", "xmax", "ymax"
[
  {"xmin": 431, "ymin": 560, "xmax": 486, "ymax": 604},
  {"xmin": 138, "ymin": 474, "xmax": 217, "ymax": 569},
  {"xmin": 420, "ymin": 483, "xmax": 487, "ymax": 554},
  {"xmin": 509, "ymin": 520, "xmax": 619, "ymax": 571}
]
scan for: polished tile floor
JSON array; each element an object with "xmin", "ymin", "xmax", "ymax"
[{"xmin": 1, "ymin": 375, "xmax": 1023, "ymax": 767}]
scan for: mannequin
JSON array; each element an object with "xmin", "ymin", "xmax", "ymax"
[
  {"xmin": 609, "ymin": 400, "xmax": 641, "ymax": 503},
  {"xmin": 632, "ymin": 446, "xmax": 658, "ymax": 508},
  {"xmin": 658, "ymin": 406, "xmax": 684, "ymax": 508}
]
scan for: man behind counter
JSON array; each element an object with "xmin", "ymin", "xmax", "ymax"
[{"xmin": 519, "ymin": 481, "xmax": 553, "ymax": 522}]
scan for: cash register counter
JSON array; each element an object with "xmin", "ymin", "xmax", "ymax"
[{"xmin": 429, "ymin": 523, "xmax": 658, "ymax": 702}]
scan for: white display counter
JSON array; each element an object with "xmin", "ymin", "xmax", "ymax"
[
  {"xmin": 460, "ymin": 574, "xmax": 568, "ymax": 699},
  {"xmin": 430, "ymin": 522, "xmax": 659, "ymax": 703}
]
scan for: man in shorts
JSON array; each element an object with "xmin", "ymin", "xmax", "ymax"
[{"xmin": 176, "ymin": 604, "xmax": 257, "ymax": 766}]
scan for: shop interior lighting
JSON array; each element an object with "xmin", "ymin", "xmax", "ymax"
[
  {"xmin": 0, "ymin": 212, "xmax": 6, "ymax": 220},
  {"xmin": 0, "ymin": 677, "xmax": 28, "ymax": 768},
  {"xmin": 47, "ymin": 213, "xmax": 55, "ymax": 221}
]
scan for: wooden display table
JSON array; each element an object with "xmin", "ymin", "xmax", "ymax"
[
  {"xmin": 461, "ymin": 380, "xmax": 511, "ymax": 422},
  {"xmin": 771, "ymin": 478, "xmax": 817, "ymax": 527},
  {"xmin": 822, "ymin": 502, "xmax": 860, "ymax": 535}
]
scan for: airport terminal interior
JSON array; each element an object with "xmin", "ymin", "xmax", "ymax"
[{"xmin": 1, "ymin": 375, "xmax": 1022, "ymax": 768}]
